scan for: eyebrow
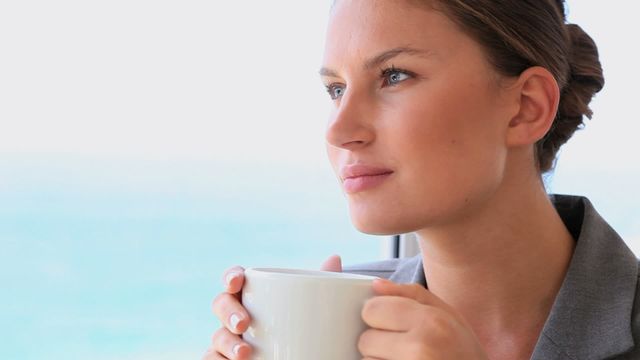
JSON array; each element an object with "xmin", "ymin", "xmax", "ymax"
[{"xmin": 319, "ymin": 46, "xmax": 433, "ymax": 77}]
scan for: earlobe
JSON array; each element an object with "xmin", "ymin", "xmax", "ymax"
[{"xmin": 506, "ymin": 66, "xmax": 560, "ymax": 148}]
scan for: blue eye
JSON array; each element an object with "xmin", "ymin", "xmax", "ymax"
[
  {"xmin": 380, "ymin": 66, "xmax": 413, "ymax": 87},
  {"xmin": 325, "ymin": 84, "xmax": 345, "ymax": 100},
  {"xmin": 323, "ymin": 66, "xmax": 413, "ymax": 101}
]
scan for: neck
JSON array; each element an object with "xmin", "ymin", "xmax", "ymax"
[{"xmin": 416, "ymin": 168, "xmax": 575, "ymax": 355}]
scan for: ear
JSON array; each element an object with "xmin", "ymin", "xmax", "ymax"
[{"xmin": 505, "ymin": 66, "xmax": 560, "ymax": 148}]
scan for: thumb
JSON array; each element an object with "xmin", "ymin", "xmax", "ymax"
[{"xmin": 320, "ymin": 254, "xmax": 342, "ymax": 272}]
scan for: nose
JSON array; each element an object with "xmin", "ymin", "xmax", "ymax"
[{"xmin": 324, "ymin": 89, "xmax": 375, "ymax": 150}]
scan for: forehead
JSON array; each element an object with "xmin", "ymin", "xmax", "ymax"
[{"xmin": 323, "ymin": 0, "xmax": 458, "ymax": 65}]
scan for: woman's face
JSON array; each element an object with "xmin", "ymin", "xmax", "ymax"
[{"xmin": 322, "ymin": 0, "xmax": 515, "ymax": 235}]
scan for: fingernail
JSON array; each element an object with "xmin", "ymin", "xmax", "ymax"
[
  {"xmin": 229, "ymin": 313, "xmax": 243, "ymax": 331},
  {"xmin": 226, "ymin": 272, "xmax": 240, "ymax": 286},
  {"xmin": 232, "ymin": 343, "xmax": 242, "ymax": 356}
]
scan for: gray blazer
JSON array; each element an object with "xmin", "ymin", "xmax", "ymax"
[{"xmin": 343, "ymin": 195, "xmax": 640, "ymax": 360}]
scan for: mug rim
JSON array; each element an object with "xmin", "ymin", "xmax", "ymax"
[{"xmin": 245, "ymin": 267, "xmax": 380, "ymax": 282}]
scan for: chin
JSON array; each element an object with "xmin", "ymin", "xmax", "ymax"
[
  {"xmin": 349, "ymin": 208, "xmax": 420, "ymax": 236},
  {"xmin": 352, "ymin": 223, "xmax": 398, "ymax": 236}
]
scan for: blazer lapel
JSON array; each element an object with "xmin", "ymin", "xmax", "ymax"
[{"xmin": 530, "ymin": 196, "xmax": 637, "ymax": 360}]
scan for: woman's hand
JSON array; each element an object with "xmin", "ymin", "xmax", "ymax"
[
  {"xmin": 203, "ymin": 255, "xmax": 343, "ymax": 360},
  {"xmin": 358, "ymin": 279, "xmax": 489, "ymax": 360},
  {"xmin": 205, "ymin": 264, "xmax": 252, "ymax": 360}
]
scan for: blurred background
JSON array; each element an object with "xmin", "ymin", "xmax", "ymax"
[{"xmin": 0, "ymin": 0, "xmax": 638, "ymax": 359}]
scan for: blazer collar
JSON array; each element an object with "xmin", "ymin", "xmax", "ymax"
[
  {"xmin": 388, "ymin": 195, "xmax": 638, "ymax": 360},
  {"xmin": 530, "ymin": 195, "xmax": 637, "ymax": 360}
]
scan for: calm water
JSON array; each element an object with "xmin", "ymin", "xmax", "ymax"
[{"xmin": 0, "ymin": 156, "xmax": 382, "ymax": 359}]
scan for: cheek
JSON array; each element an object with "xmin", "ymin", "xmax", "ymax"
[
  {"xmin": 395, "ymin": 85, "xmax": 503, "ymax": 169},
  {"xmin": 386, "ymin": 79, "xmax": 507, "ymax": 223}
]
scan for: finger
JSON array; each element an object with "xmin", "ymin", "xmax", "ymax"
[
  {"xmin": 320, "ymin": 254, "xmax": 342, "ymax": 272},
  {"xmin": 212, "ymin": 292, "xmax": 252, "ymax": 334},
  {"xmin": 372, "ymin": 279, "xmax": 452, "ymax": 310},
  {"xmin": 211, "ymin": 327, "xmax": 253, "ymax": 360},
  {"xmin": 201, "ymin": 347, "xmax": 226, "ymax": 360},
  {"xmin": 222, "ymin": 266, "xmax": 245, "ymax": 294},
  {"xmin": 362, "ymin": 295, "xmax": 426, "ymax": 331},
  {"xmin": 358, "ymin": 328, "xmax": 413, "ymax": 360},
  {"xmin": 371, "ymin": 280, "xmax": 472, "ymax": 332}
]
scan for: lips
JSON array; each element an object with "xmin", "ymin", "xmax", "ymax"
[
  {"xmin": 340, "ymin": 164, "xmax": 394, "ymax": 194},
  {"xmin": 340, "ymin": 164, "xmax": 394, "ymax": 180}
]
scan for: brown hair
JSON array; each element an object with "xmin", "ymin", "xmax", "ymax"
[{"xmin": 422, "ymin": 0, "xmax": 605, "ymax": 173}]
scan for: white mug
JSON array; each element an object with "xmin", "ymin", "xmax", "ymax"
[{"xmin": 241, "ymin": 267, "xmax": 379, "ymax": 360}]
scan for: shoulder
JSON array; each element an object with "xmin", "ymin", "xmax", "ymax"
[
  {"xmin": 342, "ymin": 254, "xmax": 425, "ymax": 284},
  {"xmin": 342, "ymin": 257, "xmax": 404, "ymax": 279},
  {"xmin": 628, "ymin": 262, "xmax": 640, "ymax": 344},
  {"xmin": 616, "ymin": 262, "xmax": 640, "ymax": 359}
]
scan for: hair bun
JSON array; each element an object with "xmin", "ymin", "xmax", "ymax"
[
  {"xmin": 430, "ymin": 0, "xmax": 605, "ymax": 173},
  {"xmin": 563, "ymin": 23, "xmax": 605, "ymax": 113},
  {"xmin": 538, "ymin": 23, "xmax": 605, "ymax": 171},
  {"xmin": 554, "ymin": 0, "xmax": 567, "ymax": 21}
]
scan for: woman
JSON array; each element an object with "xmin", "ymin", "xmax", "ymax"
[{"xmin": 207, "ymin": 0, "xmax": 639, "ymax": 359}]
